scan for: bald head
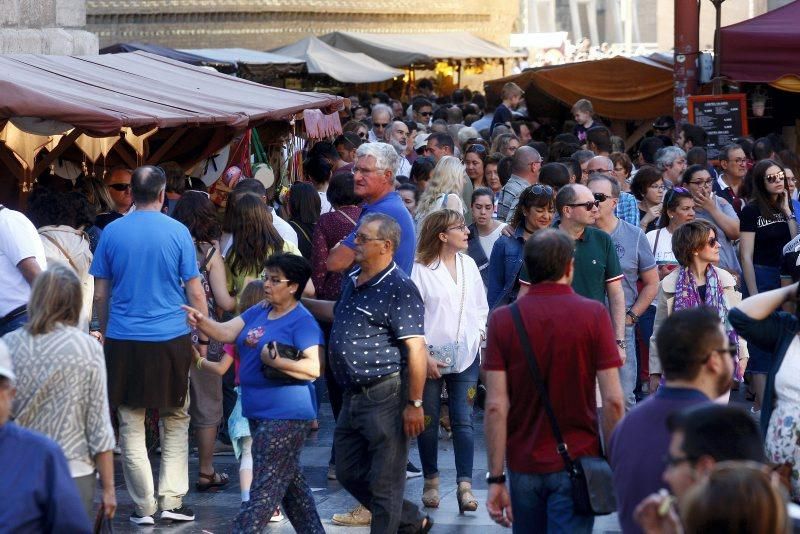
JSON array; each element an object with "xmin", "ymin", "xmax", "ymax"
[{"xmin": 511, "ymin": 146, "xmax": 543, "ymax": 183}]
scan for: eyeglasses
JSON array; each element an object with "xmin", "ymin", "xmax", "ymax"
[
  {"xmin": 109, "ymin": 183, "xmax": 131, "ymax": 192},
  {"xmin": 354, "ymin": 232, "xmax": 386, "ymax": 243},
  {"xmin": 588, "ymin": 168, "xmax": 612, "ymax": 175},
  {"xmin": 447, "ymin": 224, "xmax": 468, "ymax": 232},
  {"xmin": 728, "ymin": 157, "xmax": 747, "ymax": 165},
  {"xmin": 688, "ymin": 180, "xmax": 713, "ymax": 187},
  {"xmin": 373, "ymin": 123, "xmax": 389, "ymax": 129},
  {"xmin": 593, "ymin": 193, "xmax": 614, "ymax": 203},
  {"xmin": 261, "ymin": 276, "xmax": 291, "ymax": 285},
  {"xmin": 707, "ymin": 236, "xmax": 719, "ymax": 247},
  {"xmin": 664, "ymin": 453, "xmax": 693, "ymax": 468},
  {"xmin": 649, "ymin": 183, "xmax": 666, "ymax": 191},
  {"xmin": 567, "ymin": 200, "xmax": 601, "ymax": 210},
  {"xmin": 766, "ymin": 171, "xmax": 786, "ymax": 184},
  {"xmin": 530, "ymin": 159, "xmax": 543, "ymax": 168}
]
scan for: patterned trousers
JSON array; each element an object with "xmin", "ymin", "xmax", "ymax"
[{"xmin": 232, "ymin": 419, "xmax": 324, "ymax": 533}]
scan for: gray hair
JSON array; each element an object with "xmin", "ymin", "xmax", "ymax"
[
  {"xmin": 360, "ymin": 212, "xmax": 400, "ymax": 252},
  {"xmin": 719, "ymin": 143, "xmax": 743, "ymax": 162},
  {"xmin": 655, "ymin": 146, "xmax": 687, "ymax": 172},
  {"xmin": 356, "ymin": 142, "xmax": 398, "ymax": 177},
  {"xmin": 586, "ymin": 173, "xmax": 621, "ymax": 198},
  {"xmin": 371, "ymin": 104, "xmax": 393, "ymax": 121},
  {"xmin": 131, "ymin": 165, "xmax": 166, "ymax": 204},
  {"xmin": 385, "ymin": 120, "xmax": 407, "ymax": 140}
]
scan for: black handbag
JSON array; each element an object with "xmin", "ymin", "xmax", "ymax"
[
  {"xmin": 510, "ymin": 303, "xmax": 617, "ymax": 516},
  {"xmin": 261, "ymin": 341, "xmax": 306, "ymax": 385}
]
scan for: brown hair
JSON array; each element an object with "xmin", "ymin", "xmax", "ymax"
[
  {"xmin": 682, "ymin": 461, "xmax": 788, "ymax": 534},
  {"xmin": 672, "ymin": 219, "xmax": 715, "ymax": 267},
  {"xmin": 610, "ymin": 152, "xmax": 633, "ymax": 177},
  {"xmin": 237, "ymin": 280, "xmax": 264, "ymax": 314},
  {"xmin": 509, "ymin": 185, "xmax": 556, "ymax": 228},
  {"xmin": 26, "ymin": 264, "xmax": 82, "ymax": 335},
  {"xmin": 415, "ymin": 209, "xmax": 464, "ymax": 266},
  {"xmin": 629, "ymin": 165, "xmax": 662, "ymax": 201},
  {"xmin": 571, "ymin": 98, "xmax": 594, "ymax": 115}
]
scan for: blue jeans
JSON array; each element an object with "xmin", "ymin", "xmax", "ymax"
[
  {"xmin": 0, "ymin": 311, "xmax": 27, "ymax": 337},
  {"xmin": 417, "ymin": 358, "xmax": 479, "ymax": 482},
  {"xmin": 509, "ymin": 470, "xmax": 594, "ymax": 534},
  {"xmin": 619, "ymin": 325, "xmax": 638, "ymax": 409},
  {"xmin": 335, "ymin": 375, "xmax": 424, "ymax": 534}
]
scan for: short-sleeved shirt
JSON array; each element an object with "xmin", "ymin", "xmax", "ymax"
[
  {"xmin": 496, "ymin": 175, "xmax": 529, "ymax": 222},
  {"xmin": 329, "ymin": 262, "xmax": 425, "ymax": 388},
  {"xmin": 236, "ymin": 302, "xmax": 324, "ymax": 420},
  {"xmin": 609, "ymin": 220, "xmax": 656, "ymax": 308},
  {"xmin": 520, "ymin": 224, "xmax": 624, "ymax": 302},
  {"xmin": 614, "ymin": 192, "xmax": 640, "ymax": 227},
  {"xmin": 342, "ymin": 192, "xmax": 416, "ymax": 275},
  {"xmin": 740, "ymin": 202, "xmax": 791, "ymax": 268},
  {"xmin": 483, "ymin": 283, "xmax": 621, "ymax": 473},
  {"xmin": 646, "ymin": 227, "xmax": 677, "ymax": 266},
  {"xmin": 0, "ymin": 207, "xmax": 46, "ymax": 317},
  {"xmin": 695, "ymin": 197, "xmax": 741, "ymax": 275},
  {"xmin": 89, "ymin": 210, "xmax": 199, "ymax": 341}
]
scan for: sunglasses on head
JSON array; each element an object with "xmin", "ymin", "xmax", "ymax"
[
  {"xmin": 766, "ymin": 170, "xmax": 786, "ymax": 184},
  {"xmin": 593, "ymin": 192, "xmax": 614, "ymax": 203},
  {"xmin": 567, "ymin": 200, "xmax": 600, "ymax": 210},
  {"xmin": 664, "ymin": 186, "xmax": 689, "ymax": 204},
  {"xmin": 528, "ymin": 184, "xmax": 553, "ymax": 197},
  {"xmin": 109, "ymin": 183, "xmax": 131, "ymax": 192},
  {"xmin": 466, "ymin": 144, "xmax": 487, "ymax": 154}
]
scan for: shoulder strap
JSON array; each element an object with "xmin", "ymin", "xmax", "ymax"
[
  {"xmin": 198, "ymin": 244, "xmax": 216, "ymax": 271},
  {"xmin": 509, "ymin": 302, "xmax": 576, "ymax": 473},
  {"xmin": 40, "ymin": 232, "xmax": 79, "ymax": 272},
  {"xmin": 651, "ymin": 228, "xmax": 662, "ymax": 255},
  {"xmin": 290, "ymin": 220, "xmax": 311, "ymax": 243},
  {"xmin": 334, "ymin": 208, "xmax": 358, "ymax": 227},
  {"xmin": 441, "ymin": 193, "xmax": 450, "ymax": 208}
]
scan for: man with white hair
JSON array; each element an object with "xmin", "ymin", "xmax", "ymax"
[
  {"xmin": 655, "ymin": 146, "xmax": 687, "ymax": 186},
  {"xmin": 368, "ymin": 104, "xmax": 393, "ymax": 143},
  {"xmin": 385, "ymin": 121, "xmax": 412, "ymax": 178},
  {"xmin": 326, "ymin": 142, "xmax": 416, "ymax": 275}
]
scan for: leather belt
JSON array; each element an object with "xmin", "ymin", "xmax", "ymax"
[
  {"xmin": 0, "ymin": 305, "xmax": 26, "ymax": 327},
  {"xmin": 345, "ymin": 371, "xmax": 400, "ymax": 395}
]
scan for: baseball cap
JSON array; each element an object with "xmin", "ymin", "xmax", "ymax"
[
  {"xmin": 414, "ymin": 133, "xmax": 431, "ymax": 152},
  {"xmin": 0, "ymin": 340, "xmax": 15, "ymax": 382}
]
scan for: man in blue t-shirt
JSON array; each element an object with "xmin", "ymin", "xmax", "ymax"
[
  {"xmin": 326, "ymin": 142, "xmax": 416, "ymax": 275},
  {"xmin": 90, "ymin": 166, "xmax": 209, "ymax": 526}
]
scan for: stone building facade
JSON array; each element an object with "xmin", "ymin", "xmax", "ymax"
[
  {"xmin": 1, "ymin": 0, "xmax": 98, "ymax": 54},
  {"xmin": 86, "ymin": 0, "xmax": 518, "ymax": 49}
]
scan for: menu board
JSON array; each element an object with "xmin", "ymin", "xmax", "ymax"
[{"xmin": 687, "ymin": 94, "xmax": 748, "ymax": 160}]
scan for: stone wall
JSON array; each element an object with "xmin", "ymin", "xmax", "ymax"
[
  {"xmin": 86, "ymin": 0, "xmax": 517, "ymax": 49},
  {"xmin": 0, "ymin": 0, "xmax": 98, "ymax": 54}
]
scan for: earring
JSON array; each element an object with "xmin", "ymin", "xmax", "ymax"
[
  {"xmin": 694, "ymin": 252, "xmax": 698, "ymax": 255},
  {"xmin": 669, "ymin": 215, "xmax": 673, "ymax": 219}
]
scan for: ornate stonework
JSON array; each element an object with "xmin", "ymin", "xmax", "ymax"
[
  {"xmin": 86, "ymin": 0, "xmax": 517, "ymax": 50},
  {"xmin": 1, "ymin": 0, "xmax": 98, "ymax": 54}
]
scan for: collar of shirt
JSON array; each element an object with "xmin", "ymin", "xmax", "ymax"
[
  {"xmin": 349, "ymin": 261, "xmax": 397, "ymax": 289},
  {"xmin": 655, "ymin": 385, "xmax": 710, "ymax": 401},
  {"xmin": 363, "ymin": 190, "xmax": 398, "ymax": 210},
  {"xmin": 508, "ymin": 174, "xmax": 528, "ymax": 188},
  {"xmin": 716, "ymin": 174, "xmax": 732, "ymax": 192},
  {"xmin": 525, "ymin": 281, "xmax": 575, "ymax": 296},
  {"xmin": 512, "ymin": 224, "xmax": 527, "ymax": 240}
]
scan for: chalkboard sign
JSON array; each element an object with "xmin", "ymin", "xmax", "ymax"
[{"xmin": 687, "ymin": 94, "xmax": 748, "ymax": 160}]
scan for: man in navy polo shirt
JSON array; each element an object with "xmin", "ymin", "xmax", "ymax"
[
  {"xmin": 304, "ymin": 213, "xmax": 431, "ymax": 533},
  {"xmin": 609, "ymin": 308, "xmax": 733, "ymax": 534},
  {"xmin": 327, "ymin": 142, "xmax": 415, "ymax": 275}
]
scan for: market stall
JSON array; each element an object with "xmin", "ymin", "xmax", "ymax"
[
  {"xmin": 179, "ymin": 48, "xmax": 306, "ymax": 85},
  {"xmin": 100, "ymin": 42, "xmax": 237, "ymax": 74}
]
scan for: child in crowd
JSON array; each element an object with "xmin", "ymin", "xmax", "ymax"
[{"xmin": 571, "ymin": 98, "xmax": 596, "ymax": 144}]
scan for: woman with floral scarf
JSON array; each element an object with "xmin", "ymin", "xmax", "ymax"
[{"xmin": 648, "ymin": 220, "xmax": 748, "ymax": 396}]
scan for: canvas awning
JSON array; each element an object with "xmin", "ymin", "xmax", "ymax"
[
  {"xmin": 317, "ymin": 31, "xmax": 524, "ymax": 68},
  {"xmin": 485, "ymin": 56, "xmax": 673, "ymax": 120},
  {"xmin": 720, "ymin": 0, "xmax": 800, "ymax": 88},
  {"xmin": 100, "ymin": 42, "xmax": 237, "ymax": 74},
  {"xmin": 180, "ymin": 48, "xmax": 306, "ymax": 81},
  {"xmin": 271, "ymin": 36, "xmax": 404, "ymax": 83}
]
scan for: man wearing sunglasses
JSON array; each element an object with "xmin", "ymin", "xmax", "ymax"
[
  {"xmin": 104, "ymin": 168, "xmax": 134, "ymax": 217},
  {"xmin": 412, "ymin": 98, "xmax": 433, "ymax": 126},
  {"xmin": 368, "ymin": 104, "xmax": 393, "ymax": 143},
  {"xmin": 586, "ymin": 156, "xmax": 640, "ymax": 226}
]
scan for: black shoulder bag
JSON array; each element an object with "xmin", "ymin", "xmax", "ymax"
[{"xmin": 510, "ymin": 303, "xmax": 616, "ymax": 516}]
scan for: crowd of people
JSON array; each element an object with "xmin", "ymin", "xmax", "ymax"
[{"xmin": 2, "ymin": 77, "xmax": 800, "ymax": 534}]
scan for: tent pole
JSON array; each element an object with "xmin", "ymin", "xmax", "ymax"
[
  {"xmin": 710, "ymin": 0, "xmax": 726, "ymax": 94},
  {"xmin": 457, "ymin": 61, "xmax": 462, "ymax": 88}
]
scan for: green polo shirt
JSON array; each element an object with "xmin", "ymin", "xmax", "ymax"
[{"xmin": 519, "ymin": 224, "xmax": 623, "ymax": 302}]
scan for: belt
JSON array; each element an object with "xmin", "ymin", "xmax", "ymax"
[
  {"xmin": 0, "ymin": 305, "xmax": 26, "ymax": 327},
  {"xmin": 345, "ymin": 371, "xmax": 400, "ymax": 395}
]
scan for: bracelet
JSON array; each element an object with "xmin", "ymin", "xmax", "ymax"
[
  {"xmin": 626, "ymin": 309, "xmax": 640, "ymax": 323},
  {"xmin": 197, "ymin": 339, "xmax": 210, "ymax": 346},
  {"xmin": 196, "ymin": 357, "xmax": 204, "ymax": 370}
]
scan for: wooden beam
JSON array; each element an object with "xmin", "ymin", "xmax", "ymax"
[
  {"xmin": 625, "ymin": 119, "xmax": 656, "ymax": 153},
  {"xmin": 146, "ymin": 127, "xmax": 188, "ymax": 165},
  {"xmin": 0, "ymin": 147, "xmax": 24, "ymax": 183},
  {"xmin": 31, "ymin": 129, "xmax": 82, "ymax": 177},
  {"xmin": 113, "ymin": 142, "xmax": 138, "ymax": 169}
]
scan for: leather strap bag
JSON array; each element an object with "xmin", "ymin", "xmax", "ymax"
[{"xmin": 510, "ymin": 302, "xmax": 616, "ymax": 516}]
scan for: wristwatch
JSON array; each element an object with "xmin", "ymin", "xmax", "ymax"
[
  {"xmin": 408, "ymin": 399, "xmax": 423, "ymax": 408},
  {"xmin": 486, "ymin": 472, "xmax": 507, "ymax": 485},
  {"xmin": 616, "ymin": 339, "xmax": 627, "ymax": 350}
]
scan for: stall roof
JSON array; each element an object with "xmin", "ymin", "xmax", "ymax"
[
  {"xmin": 485, "ymin": 56, "xmax": 672, "ymax": 120},
  {"xmin": 100, "ymin": 42, "xmax": 237, "ymax": 73},
  {"xmin": 720, "ymin": 0, "xmax": 800, "ymax": 83},
  {"xmin": 271, "ymin": 36, "xmax": 404, "ymax": 83},
  {"xmin": 0, "ymin": 52, "xmax": 342, "ymax": 137},
  {"xmin": 317, "ymin": 31, "xmax": 524, "ymax": 67},
  {"xmin": 180, "ymin": 48, "xmax": 304, "ymax": 67}
]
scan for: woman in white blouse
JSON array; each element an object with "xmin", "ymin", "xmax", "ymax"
[{"xmin": 411, "ymin": 209, "xmax": 489, "ymax": 514}]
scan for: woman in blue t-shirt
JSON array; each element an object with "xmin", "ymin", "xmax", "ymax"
[{"xmin": 183, "ymin": 253, "xmax": 325, "ymax": 533}]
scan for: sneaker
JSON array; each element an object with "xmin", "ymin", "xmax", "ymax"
[
  {"xmin": 129, "ymin": 513, "xmax": 155, "ymax": 525},
  {"xmin": 327, "ymin": 464, "xmax": 337, "ymax": 480},
  {"xmin": 331, "ymin": 504, "xmax": 372, "ymax": 526},
  {"xmin": 269, "ymin": 508, "xmax": 284, "ymax": 523},
  {"xmin": 406, "ymin": 461, "xmax": 422, "ymax": 479},
  {"xmin": 161, "ymin": 505, "xmax": 195, "ymax": 521}
]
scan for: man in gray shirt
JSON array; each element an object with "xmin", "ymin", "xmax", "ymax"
[
  {"xmin": 496, "ymin": 146, "xmax": 542, "ymax": 222},
  {"xmin": 589, "ymin": 174, "xmax": 659, "ymax": 408}
]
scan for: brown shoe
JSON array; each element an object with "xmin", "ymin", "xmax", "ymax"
[{"xmin": 331, "ymin": 504, "xmax": 372, "ymax": 526}]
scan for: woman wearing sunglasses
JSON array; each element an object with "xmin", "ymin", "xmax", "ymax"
[
  {"xmin": 410, "ymin": 209, "xmax": 488, "ymax": 513},
  {"xmin": 738, "ymin": 159, "xmax": 797, "ymax": 414},
  {"xmin": 648, "ymin": 220, "xmax": 748, "ymax": 395}
]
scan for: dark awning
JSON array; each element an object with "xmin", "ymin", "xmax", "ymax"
[{"xmin": 100, "ymin": 42, "xmax": 238, "ymax": 74}]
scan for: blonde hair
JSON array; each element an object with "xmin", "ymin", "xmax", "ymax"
[
  {"xmin": 416, "ymin": 209, "xmax": 464, "ymax": 266},
  {"xmin": 415, "ymin": 156, "xmax": 465, "ymax": 221},
  {"xmin": 501, "ymin": 82, "xmax": 524, "ymax": 100},
  {"xmin": 26, "ymin": 263, "xmax": 82, "ymax": 335},
  {"xmin": 571, "ymin": 98, "xmax": 594, "ymax": 115}
]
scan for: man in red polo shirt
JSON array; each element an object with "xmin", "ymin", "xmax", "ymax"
[{"xmin": 484, "ymin": 228, "xmax": 624, "ymax": 533}]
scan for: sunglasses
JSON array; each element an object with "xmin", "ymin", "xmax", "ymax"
[
  {"xmin": 567, "ymin": 200, "xmax": 600, "ymax": 210},
  {"xmin": 357, "ymin": 132, "xmax": 367, "ymax": 139},
  {"xmin": 766, "ymin": 171, "xmax": 786, "ymax": 184},
  {"xmin": 373, "ymin": 123, "xmax": 389, "ymax": 129},
  {"xmin": 419, "ymin": 111, "xmax": 432, "ymax": 117},
  {"xmin": 108, "ymin": 183, "xmax": 131, "ymax": 192},
  {"xmin": 466, "ymin": 144, "xmax": 487, "ymax": 154},
  {"xmin": 665, "ymin": 186, "xmax": 689, "ymax": 204},
  {"xmin": 593, "ymin": 192, "xmax": 614, "ymax": 203},
  {"xmin": 707, "ymin": 236, "xmax": 719, "ymax": 247},
  {"xmin": 528, "ymin": 184, "xmax": 553, "ymax": 196}
]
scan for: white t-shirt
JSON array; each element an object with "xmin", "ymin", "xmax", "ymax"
[
  {"xmin": 0, "ymin": 207, "xmax": 47, "ymax": 316},
  {"xmin": 318, "ymin": 191, "xmax": 332, "ymax": 215},
  {"xmin": 646, "ymin": 228, "xmax": 677, "ymax": 266},
  {"xmin": 478, "ymin": 223, "xmax": 507, "ymax": 260},
  {"xmin": 221, "ymin": 210, "xmax": 299, "ymax": 258}
]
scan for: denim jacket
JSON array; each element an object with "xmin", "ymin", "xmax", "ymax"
[
  {"xmin": 487, "ymin": 224, "xmax": 526, "ymax": 309},
  {"xmin": 466, "ymin": 222, "xmax": 490, "ymax": 287}
]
